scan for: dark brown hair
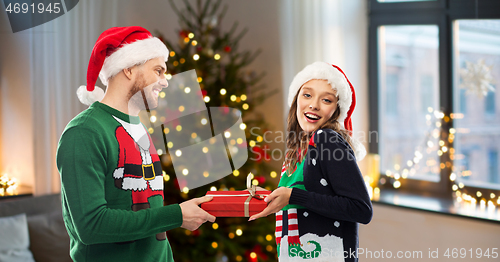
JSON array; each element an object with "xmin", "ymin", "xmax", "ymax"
[{"xmin": 285, "ymin": 86, "xmax": 353, "ymax": 174}]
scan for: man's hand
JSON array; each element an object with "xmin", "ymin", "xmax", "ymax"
[
  {"xmin": 180, "ymin": 196, "xmax": 216, "ymax": 231},
  {"xmin": 248, "ymin": 187, "xmax": 292, "ymax": 221}
]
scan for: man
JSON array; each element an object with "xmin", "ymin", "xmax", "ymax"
[{"xmin": 56, "ymin": 26, "xmax": 215, "ymax": 262}]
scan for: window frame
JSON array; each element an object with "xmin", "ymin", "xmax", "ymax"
[{"xmin": 368, "ymin": 0, "xmax": 500, "ymax": 200}]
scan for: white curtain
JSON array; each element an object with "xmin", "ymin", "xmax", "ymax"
[
  {"xmin": 279, "ymin": 0, "xmax": 370, "ymax": 169},
  {"xmin": 31, "ymin": 0, "xmax": 118, "ymax": 195}
]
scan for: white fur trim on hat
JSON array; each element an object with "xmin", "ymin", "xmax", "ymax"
[
  {"xmin": 77, "ymin": 85, "xmax": 105, "ymax": 106},
  {"xmin": 288, "ymin": 62, "xmax": 352, "ymax": 128},
  {"xmin": 350, "ymin": 137, "xmax": 367, "ymax": 161},
  {"xmin": 99, "ymin": 37, "xmax": 169, "ymax": 86}
]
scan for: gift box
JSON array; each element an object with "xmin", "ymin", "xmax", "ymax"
[{"xmin": 201, "ymin": 190, "xmax": 271, "ymax": 217}]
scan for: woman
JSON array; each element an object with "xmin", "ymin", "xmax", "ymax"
[{"xmin": 249, "ymin": 62, "xmax": 373, "ymax": 262}]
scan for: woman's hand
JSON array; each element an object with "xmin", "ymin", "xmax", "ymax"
[{"xmin": 248, "ymin": 187, "xmax": 292, "ymax": 221}]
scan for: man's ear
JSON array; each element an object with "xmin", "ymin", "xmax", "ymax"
[{"xmin": 123, "ymin": 67, "xmax": 134, "ymax": 80}]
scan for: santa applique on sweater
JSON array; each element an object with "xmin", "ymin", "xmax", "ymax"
[{"xmin": 112, "ymin": 116, "xmax": 166, "ymax": 241}]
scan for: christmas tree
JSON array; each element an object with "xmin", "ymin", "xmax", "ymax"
[{"xmin": 154, "ymin": 0, "xmax": 279, "ymax": 261}]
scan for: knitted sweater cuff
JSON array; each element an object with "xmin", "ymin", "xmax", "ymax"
[{"xmin": 289, "ymin": 187, "xmax": 309, "ymax": 206}]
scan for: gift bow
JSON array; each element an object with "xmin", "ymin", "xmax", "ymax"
[
  {"xmin": 208, "ymin": 173, "xmax": 268, "ymax": 217},
  {"xmin": 247, "ymin": 173, "xmax": 257, "ymax": 197}
]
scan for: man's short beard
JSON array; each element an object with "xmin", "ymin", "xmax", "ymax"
[{"xmin": 128, "ymin": 72, "xmax": 154, "ymax": 111}]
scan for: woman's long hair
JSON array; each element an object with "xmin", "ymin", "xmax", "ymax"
[{"xmin": 285, "ymin": 86, "xmax": 354, "ymax": 175}]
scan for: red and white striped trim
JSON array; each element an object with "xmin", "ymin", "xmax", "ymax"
[
  {"xmin": 287, "ymin": 209, "xmax": 300, "ymax": 245},
  {"xmin": 281, "ymin": 162, "xmax": 287, "ymax": 177},
  {"xmin": 276, "ymin": 210, "xmax": 283, "ymax": 245}
]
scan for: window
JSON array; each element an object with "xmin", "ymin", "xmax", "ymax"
[
  {"xmin": 488, "ymin": 150, "xmax": 499, "ymax": 184},
  {"xmin": 421, "ymin": 75, "xmax": 435, "ymax": 114},
  {"xmin": 369, "ymin": 0, "xmax": 500, "ymax": 221},
  {"xmin": 459, "ymin": 88, "xmax": 467, "ymax": 114},
  {"xmin": 378, "ymin": 0, "xmax": 436, "ymax": 2},
  {"xmin": 385, "ymin": 73, "xmax": 399, "ymax": 115},
  {"xmin": 378, "ymin": 25, "xmax": 440, "ymax": 182},
  {"xmin": 453, "ymin": 19, "xmax": 500, "ymax": 191},
  {"xmin": 485, "ymin": 86, "xmax": 495, "ymax": 115}
]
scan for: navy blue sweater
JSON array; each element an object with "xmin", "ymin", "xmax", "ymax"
[{"xmin": 276, "ymin": 129, "xmax": 373, "ymax": 262}]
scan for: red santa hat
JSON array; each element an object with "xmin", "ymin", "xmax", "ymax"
[
  {"xmin": 77, "ymin": 26, "xmax": 169, "ymax": 105},
  {"xmin": 288, "ymin": 61, "xmax": 366, "ymax": 160}
]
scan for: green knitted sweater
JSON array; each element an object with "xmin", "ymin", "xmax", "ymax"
[{"xmin": 56, "ymin": 102, "xmax": 182, "ymax": 262}]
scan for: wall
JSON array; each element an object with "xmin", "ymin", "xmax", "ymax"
[
  {"xmin": 360, "ymin": 204, "xmax": 500, "ymax": 261},
  {"xmin": 0, "ymin": 11, "xmax": 35, "ymax": 190}
]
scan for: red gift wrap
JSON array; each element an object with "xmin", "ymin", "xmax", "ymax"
[{"xmin": 201, "ymin": 190, "xmax": 271, "ymax": 217}]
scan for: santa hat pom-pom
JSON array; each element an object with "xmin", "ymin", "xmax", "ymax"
[
  {"xmin": 350, "ymin": 136, "xmax": 367, "ymax": 161},
  {"xmin": 77, "ymin": 85, "xmax": 105, "ymax": 106}
]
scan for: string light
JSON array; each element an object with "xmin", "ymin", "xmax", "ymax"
[
  {"xmin": 204, "ymin": 96, "xmax": 210, "ymax": 103},
  {"xmin": 242, "ymin": 103, "xmax": 249, "ymax": 110},
  {"xmin": 175, "ymin": 150, "xmax": 182, "ymax": 157},
  {"xmin": 0, "ymin": 174, "xmax": 18, "ymax": 196},
  {"xmin": 233, "ymin": 170, "xmax": 240, "ymax": 177},
  {"xmin": 270, "ymin": 171, "xmax": 277, "ymax": 178},
  {"xmin": 239, "ymin": 123, "xmax": 246, "ymax": 130},
  {"xmin": 191, "ymin": 40, "xmax": 198, "ymax": 46},
  {"xmin": 214, "ymin": 54, "xmax": 221, "ymax": 60},
  {"xmin": 220, "ymin": 88, "xmax": 227, "ymax": 95},
  {"xmin": 188, "ymin": 33, "xmax": 194, "ymax": 39},
  {"xmin": 193, "ymin": 54, "xmax": 200, "ymax": 61}
]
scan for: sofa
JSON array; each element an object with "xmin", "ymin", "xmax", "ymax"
[{"xmin": 0, "ymin": 194, "xmax": 72, "ymax": 262}]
